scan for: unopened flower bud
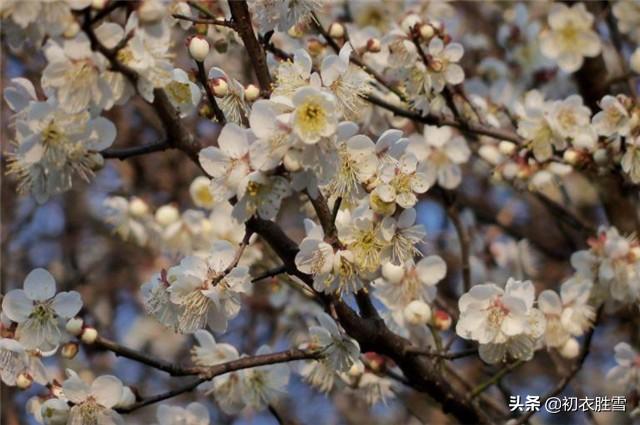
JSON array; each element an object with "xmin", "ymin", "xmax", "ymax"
[
  {"xmin": 307, "ymin": 38, "xmax": 325, "ymax": 56},
  {"xmin": 128, "ymin": 197, "xmax": 148, "ymax": 217},
  {"xmin": 404, "ymin": 300, "xmax": 432, "ymax": 325},
  {"xmin": 288, "ymin": 23, "xmax": 305, "ymax": 38},
  {"xmin": 80, "ymin": 327, "xmax": 98, "ymax": 344},
  {"xmin": 433, "ymin": 309, "xmax": 452, "ymax": 331},
  {"xmin": 65, "ymin": 318, "xmax": 84, "ymax": 336},
  {"xmin": 419, "ymin": 24, "xmax": 435, "ymax": 40},
  {"xmin": 563, "ymin": 149, "xmax": 579, "ymax": 165},
  {"xmin": 366, "ymin": 38, "xmax": 381, "ymax": 53},
  {"xmin": 155, "ymin": 205, "xmax": 179, "ymax": 226},
  {"xmin": 16, "ymin": 372, "xmax": 33, "ymax": 389},
  {"xmin": 630, "ymin": 246, "xmax": 640, "ymax": 261},
  {"xmin": 244, "ymin": 84, "xmax": 260, "ymax": 102},
  {"xmin": 631, "ymin": 47, "xmax": 640, "ymax": 74},
  {"xmin": 210, "ymin": 78, "xmax": 228, "ymax": 97},
  {"xmin": 64, "ymin": 21, "xmax": 80, "ymax": 38},
  {"xmin": 87, "ymin": 153, "xmax": 104, "ymax": 171},
  {"xmin": 188, "ymin": 37, "xmax": 210, "ymax": 62},
  {"xmin": 559, "ymin": 338, "xmax": 580, "ymax": 359},
  {"xmin": 593, "ymin": 148, "xmax": 609, "ymax": 165},
  {"xmin": 283, "ymin": 150, "xmax": 302, "ymax": 172},
  {"xmin": 61, "ymin": 342, "xmax": 79, "ymax": 359},
  {"xmin": 382, "ymin": 262, "xmax": 404, "ymax": 284},
  {"xmin": 363, "ymin": 352, "xmax": 385, "ymax": 372},
  {"xmin": 498, "ymin": 141, "xmax": 517, "ymax": 156},
  {"xmin": 348, "ymin": 361, "xmax": 365, "ymax": 377},
  {"xmin": 328, "ymin": 22, "xmax": 345, "ymax": 39},
  {"xmin": 92, "ymin": 0, "xmax": 107, "ymax": 9}
]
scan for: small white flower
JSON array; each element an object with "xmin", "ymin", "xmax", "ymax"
[
  {"xmin": 374, "ymin": 153, "xmax": 431, "ymax": 209},
  {"xmin": 622, "ymin": 136, "xmax": 640, "ymax": 184},
  {"xmin": 40, "ymin": 397, "xmax": 70, "ymax": 425},
  {"xmin": 592, "ymin": 95, "xmax": 632, "ymax": 137},
  {"xmin": 423, "ymin": 37, "xmax": 465, "ymax": 93},
  {"xmin": 240, "ymin": 345, "xmax": 291, "ymax": 411},
  {"xmin": 374, "ymin": 255, "xmax": 445, "ymax": 309},
  {"xmin": 291, "ymin": 87, "xmax": 339, "ymax": 144},
  {"xmin": 2, "ymin": 269, "xmax": 82, "ymax": 351},
  {"xmin": 248, "ymin": 100, "xmax": 294, "ymax": 171},
  {"xmin": 336, "ymin": 204, "xmax": 387, "ymax": 274},
  {"xmin": 189, "ymin": 176, "xmax": 217, "ymax": 209},
  {"xmin": 165, "ymin": 68, "xmax": 202, "ymax": 118},
  {"xmin": 546, "ymin": 95, "xmax": 592, "ymax": 141},
  {"xmin": 607, "ymin": 342, "xmax": 640, "ymax": 392},
  {"xmin": 166, "ymin": 240, "xmax": 251, "ymax": 333},
  {"xmin": 103, "ymin": 196, "xmax": 151, "ymax": 245},
  {"xmin": 407, "ymin": 125, "xmax": 470, "ymax": 189},
  {"xmin": 0, "ymin": 338, "xmax": 48, "ymax": 387},
  {"xmin": 456, "ymin": 278, "xmax": 545, "ymax": 364},
  {"xmin": 295, "ymin": 219, "xmax": 335, "ymax": 276},
  {"xmin": 232, "ymin": 172, "xmax": 291, "ymax": 222},
  {"xmin": 379, "ymin": 208, "xmax": 426, "ymax": 264},
  {"xmin": 538, "ymin": 278, "xmax": 595, "ymax": 348},
  {"xmin": 156, "ymin": 402, "xmax": 210, "ymax": 425},
  {"xmin": 612, "ymin": 1, "xmax": 640, "ymax": 43},
  {"xmin": 62, "ymin": 370, "xmax": 124, "ymax": 425},
  {"xmin": 190, "ymin": 330, "xmax": 244, "ymax": 414},
  {"xmin": 320, "ymin": 44, "xmax": 370, "ymax": 120},
  {"xmin": 199, "ymin": 123, "xmax": 252, "ymax": 200},
  {"xmin": 272, "ymin": 49, "xmax": 313, "ymax": 98},
  {"xmin": 326, "ymin": 133, "xmax": 379, "ymax": 203},
  {"xmin": 6, "ymin": 99, "xmax": 116, "ymax": 204},
  {"xmin": 540, "ymin": 3, "xmax": 601, "ymax": 73},
  {"xmin": 309, "ymin": 313, "xmax": 360, "ymax": 372}
]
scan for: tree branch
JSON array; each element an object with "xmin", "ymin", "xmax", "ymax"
[
  {"xmin": 100, "ymin": 141, "xmax": 172, "ymax": 160},
  {"xmin": 227, "ymin": 0, "xmax": 272, "ymax": 94}
]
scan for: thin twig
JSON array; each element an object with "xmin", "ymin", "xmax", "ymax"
[
  {"xmin": 470, "ymin": 360, "xmax": 525, "ymax": 399},
  {"xmin": 446, "ymin": 201, "xmax": 472, "ymax": 293},
  {"xmin": 172, "ymin": 13, "xmax": 235, "ymax": 28},
  {"xmin": 405, "ymin": 346, "xmax": 477, "ymax": 360},
  {"xmin": 251, "ymin": 265, "xmax": 287, "ymax": 283},
  {"xmin": 101, "ymin": 141, "xmax": 172, "ymax": 160}
]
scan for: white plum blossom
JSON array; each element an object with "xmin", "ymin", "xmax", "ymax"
[
  {"xmin": 272, "ymin": 49, "xmax": 313, "ymax": 98},
  {"xmin": 539, "ymin": 3, "xmax": 601, "ymax": 73},
  {"xmin": 320, "ymin": 44, "xmax": 370, "ymax": 120},
  {"xmin": 571, "ymin": 226, "xmax": 640, "ymax": 305},
  {"xmin": 379, "ymin": 208, "xmax": 426, "ymax": 264},
  {"xmin": 0, "ymin": 338, "xmax": 48, "ymax": 387},
  {"xmin": 155, "ymin": 402, "xmax": 209, "ymax": 425},
  {"xmin": 538, "ymin": 278, "xmax": 595, "ymax": 348},
  {"xmin": 607, "ymin": 342, "xmax": 640, "ymax": 392},
  {"xmin": 103, "ymin": 196, "xmax": 152, "ymax": 246},
  {"xmin": 407, "ymin": 125, "xmax": 471, "ymax": 189},
  {"xmin": 290, "ymin": 87, "xmax": 339, "ymax": 144},
  {"xmin": 199, "ymin": 123, "xmax": 252, "ymax": 201},
  {"xmin": 162, "ymin": 240, "xmax": 251, "ymax": 333},
  {"xmin": 327, "ymin": 133, "xmax": 379, "ymax": 203},
  {"xmin": 41, "ymin": 33, "xmax": 115, "ymax": 113},
  {"xmin": 165, "ymin": 68, "xmax": 202, "ymax": 117},
  {"xmin": 62, "ymin": 370, "xmax": 124, "ymax": 425},
  {"xmin": 232, "ymin": 172, "xmax": 291, "ymax": 222},
  {"xmin": 423, "ymin": 37, "xmax": 465, "ymax": 93},
  {"xmin": 374, "ymin": 153, "xmax": 431, "ymax": 209},
  {"xmin": 622, "ymin": 136, "xmax": 640, "ymax": 184},
  {"xmin": 5, "ymin": 84, "xmax": 116, "ymax": 203},
  {"xmin": 309, "ymin": 313, "xmax": 360, "ymax": 372},
  {"xmin": 456, "ymin": 279, "xmax": 545, "ymax": 364},
  {"xmin": 248, "ymin": 100, "xmax": 295, "ymax": 171},
  {"xmin": 190, "ymin": 330, "xmax": 244, "ymax": 414},
  {"xmin": 2, "ymin": 269, "xmax": 82, "ymax": 351},
  {"xmin": 295, "ymin": 219, "xmax": 335, "ymax": 276},
  {"xmin": 612, "ymin": 1, "xmax": 640, "ymax": 43},
  {"xmin": 374, "ymin": 255, "xmax": 446, "ymax": 309},
  {"xmin": 592, "ymin": 95, "xmax": 634, "ymax": 137},
  {"xmin": 240, "ymin": 345, "xmax": 291, "ymax": 411}
]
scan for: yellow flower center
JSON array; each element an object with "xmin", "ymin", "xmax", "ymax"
[
  {"xmin": 166, "ymin": 80, "xmax": 192, "ymax": 104},
  {"xmin": 297, "ymin": 99, "xmax": 326, "ymax": 135}
]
